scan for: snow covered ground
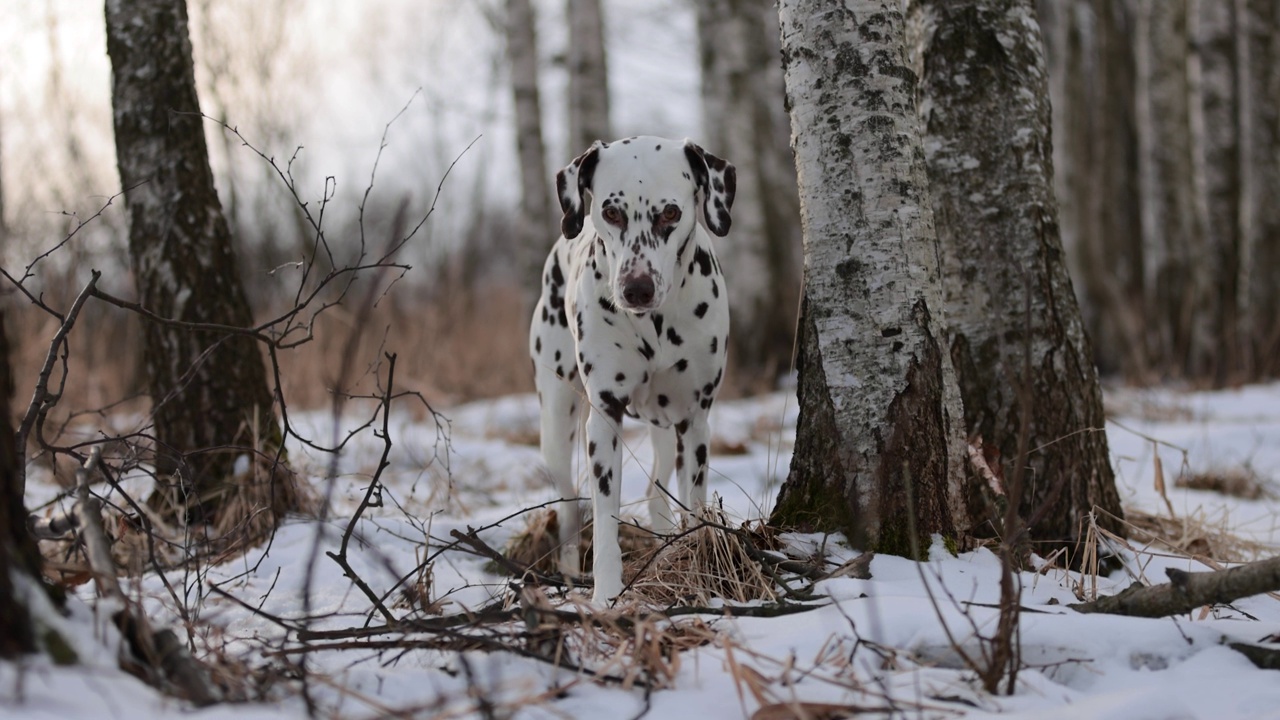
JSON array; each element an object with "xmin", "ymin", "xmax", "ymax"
[{"xmin": 6, "ymin": 383, "xmax": 1280, "ymax": 719}]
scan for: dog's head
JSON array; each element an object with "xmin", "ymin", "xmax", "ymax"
[{"xmin": 556, "ymin": 136, "xmax": 736, "ymax": 313}]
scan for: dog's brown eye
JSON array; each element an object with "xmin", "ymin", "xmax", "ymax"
[
  {"xmin": 661, "ymin": 205, "xmax": 681, "ymax": 223},
  {"xmin": 602, "ymin": 206, "xmax": 623, "ymax": 225}
]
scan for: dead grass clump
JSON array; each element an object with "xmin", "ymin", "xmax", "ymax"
[
  {"xmin": 1107, "ymin": 507, "xmax": 1268, "ymax": 564},
  {"xmin": 1175, "ymin": 469, "xmax": 1271, "ymax": 500},
  {"xmin": 584, "ymin": 610, "xmax": 714, "ymax": 689},
  {"xmin": 628, "ymin": 508, "xmax": 780, "ymax": 607},
  {"xmin": 497, "ymin": 508, "xmax": 660, "ymax": 577}
]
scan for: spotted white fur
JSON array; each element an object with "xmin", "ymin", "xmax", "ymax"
[{"xmin": 529, "ymin": 136, "xmax": 736, "ymax": 603}]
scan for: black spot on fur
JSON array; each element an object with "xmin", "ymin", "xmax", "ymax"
[
  {"xmin": 640, "ymin": 340, "xmax": 655, "ymax": 360},
  {"xmin": 694, "ymin": 302, "xmax": 708, "ymax": 318},
  {"xmin": 675, "ymin": 419, "xmax": 690, "ymax": 434},
  {"xmin": 710, "ymin": 337, "xmax": 718, "ymax": 354},
  {"xmin": 584, "ymin": 362, "xmax": 594, "ymax": 376},
  {"xmin": 551, "ymin": 258, "xmax": 564, "ymax": 286},
  {"xmin": 535, "ymin": 336, "xmax": 542, "ymax": 353},
  {"xmin": 694, "ymin": 470, "xmax": 705, "ymax": 487},
  {"xmin": 599, "ymin": 297, "xmax": 617, "ymax": 313},
  {"xmin": 589, "ymin": 441, "xmax": 597, "ymax": 456},
  {"xmin": 696, "ymin": 444, "xmax": 707, "ymax": 467},
  {"xmin": 675, "ymin": 359, "xmax": 688, "ymax": 372},
  {"xmin": 651, "ymin": 313, "xmax": 664, "ymax": 336},
  {"xmin": 666, "ymin": 327, "xmax": 684, "ymax": 346},
  {"xmin": 693, "ymin": 247, "xmax": 713, "ymax": 276},
  {"xmin": 711, "ymin": 279, "xmax": 719, "ymax": 298},
  {"xmin": 593, "ymin": 462, "xmax": 604, "ymax": 478},
  {"xmin": 599, "ymin": 471, "xmax": 612, "ymax": 496},
  {"xmin": 658, "ymin": 394, "xmax": 669, "ymax": 407},
  {"xmin": 554, "ymin": 350, "xmax": 561, "ymax": 361},
  {"xmin": 615, "ymin": 372, "xmax": 626, "ymax": 383},
  {"xmin": 598, "ymin": 390, "xmax": 628, "ymax": 423}
]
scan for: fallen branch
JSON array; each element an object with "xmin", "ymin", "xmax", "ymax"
[
  {"xmin": 70, "ymin": 448, "xmax": 218, "ymax": 707},
  {"xmin": 1070, "ymin": 555, "xmax": 1280, "ymax": 618}
]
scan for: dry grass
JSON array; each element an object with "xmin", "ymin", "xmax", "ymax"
[
  {"xmin": 500, "ymin": 505, "xmax": 784, "ymax": 609},
  {"xmin": 1175, "ymin": 468, "xmax": 1272, "ymax": 500},
  {"xmin": 629, "ymin": 508, "xmax": 781, "ymax": 607},
  {"xmin": 1113, "ymin": 507, "xmax": 1270, "ymax": 565}
]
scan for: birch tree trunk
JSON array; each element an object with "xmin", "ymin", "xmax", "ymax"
[
  {"xmin": 697, "ymin": 0, "xmax": 802, "ymax": 382},
  {"xmin": 913, "ymin": 0, "xmax": 1124, "ymax": 551},
  {"xmin": 507, "ymin": 0, "xmax": 555, "ymax": 294},
  {"xmin": 567, "ymin": 0, "xmax": 610, "ymax": 152},
  {"xmin": 770, "ymin": 2, "xmax": 971, "ymax": 554},
  {"xmin": 105, "ymin": 0, "xmax": 290, "ymax": 527}
]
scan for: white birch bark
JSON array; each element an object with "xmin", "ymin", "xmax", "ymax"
[
  {"xmin": 567, "ymin": 0, "xmax": 610, "ymax": 153},
  {"xmin": 772, "ymin": 1, "xmax": 969, "ymax": 552}
]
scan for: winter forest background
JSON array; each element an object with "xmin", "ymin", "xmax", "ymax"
[
  {"xmin": 4, "ymin": 1, "xmax": 1276, "ymax": 393},
  {"xmin": 5, "ymin": 0, "xmax": 1280, "ymax": 718}
]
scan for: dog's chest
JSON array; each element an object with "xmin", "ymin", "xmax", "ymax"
[{"xmin": 564, "ymin": 236, "xmax": 729, "ymax": 425}]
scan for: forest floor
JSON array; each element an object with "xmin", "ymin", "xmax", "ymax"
[{"xmin": 6, "ymin": 382, "xmax": 1280, "ymax": 719}]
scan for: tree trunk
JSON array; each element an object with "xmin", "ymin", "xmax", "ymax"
[
  {"xmin": 1038, "ymin": 1, "xmax": 1146, "ymax": 378},
  {"xmin": 696, "ymin": 0, "xmax": 802, "ymax": 384},
  {"xmin": 104, "ymin": 0, "xmax": 288, "ymax": 527},
  {"xmin": 507, "ymin": 0, "xmax": 556, "ymax": 297},
  {"xmin": 1195, "ymin": 0, "xmax": 1243, "ymax": 383},
  {"xmin": 913, "ymin": 0, "xmax": 1125, "ymax": 552},
  {"xmin": 0, "ymin": 309, "xmax": 50, "ymax": 658},
  {"xmin": 1133, "ymin": 0, "xmax": 1209, "ymax": 378},
  {"xmin": 1238, "ymin": 0, "xmax": 1280, "ymax": 376},
  {"xmin": 770, "ymin": 2, "xmax": 971, "ymax": 555},
  {"xmin": 567, "ymin": 0, "xmax": 610, "ymax": 152}
]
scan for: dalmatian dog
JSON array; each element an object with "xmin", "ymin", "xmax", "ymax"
[{"xmin": 529, "ymin": 136, "xmax": 735, "ymax": 604}]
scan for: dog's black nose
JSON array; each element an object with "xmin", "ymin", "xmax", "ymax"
[{"xmin": 622, "ymin": 276, "xmax": 655, "ymax": 307}]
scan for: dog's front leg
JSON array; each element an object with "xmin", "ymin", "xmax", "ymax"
[
  {"xmin": 675, "ymin": 414, "xmax": 711, "ymax": 522},
  {"xmin": 585, "ymin": 407, "xmax": 625, "ymax": 604}
]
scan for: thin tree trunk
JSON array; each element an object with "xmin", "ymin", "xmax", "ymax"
[
  {"xmin": 104, "ymin": 0, "xmax": 288, "ymax": 526},
  {"xmin": 567, "ymin": 0, "xmax": 610, "ymax": 152},
  {"xmin": 697, "ymin": 0, "xmax": 802, "ymax": 383},
  {"xmin": 913, "ymin": 0, "xmax": 1124, "ymax": 552},
  {"xmin": 1134, "ymin": 0, "xmax": 1206, "ymax": 378},
  {"xmin": 1239, "ymin": 0, "xmax": 1280, "ymax": 375},
  {"xmin": 771, "ymin": 2, "xmax": 970, "ymax": 555},
  {"xmin": 0, "ymin": 310, "xmax": 48, "ymax": 658},
  {"xmin": 1195, "ymin": 0, "xmax": 1243, "ymax": 383},
  {"xmin": 507, "ymin": 0, "xmax": 555, "ymax": 295}
]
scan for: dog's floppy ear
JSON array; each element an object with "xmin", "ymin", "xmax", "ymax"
[
  {"xmin": 682, "ymin": 140, "xmax": 736, "ymax": 237},
  {"xmin": 556, "ymin": 142, "xmax": 603, "ymax": 239}
]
